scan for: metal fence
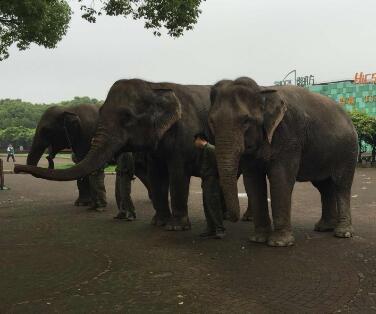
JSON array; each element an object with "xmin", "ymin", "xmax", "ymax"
[{"xmin": 0, "ymin": 158, "xmax": 4, "ymax": 190}]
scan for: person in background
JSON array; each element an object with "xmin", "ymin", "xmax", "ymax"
[
  {"xmin": 6, "ymin": 144, "xmax": 15, "ymax": 162},
  {"xmin": 113, "ymin": 152, "xmax": 137, "ymax": 221},
  {"xmin": 194, "ymin": 133, "xmax": 226, "ymax": 239}
]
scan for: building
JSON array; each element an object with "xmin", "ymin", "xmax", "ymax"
[{"xmin": 307, "ymin": 80, "xmax": 376, "ymax": 117}]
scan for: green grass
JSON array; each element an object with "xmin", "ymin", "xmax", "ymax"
[{"xmin": 55, "ymin": 163, "xmax": 116, "ymax": 173}]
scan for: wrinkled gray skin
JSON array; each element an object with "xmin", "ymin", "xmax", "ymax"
[
  {"xmin": 26, "ymin": 104, "xmax": 151, "ymax": 205},
  {"xmin": 209, "ymin": 77, "xmax": 358, "ymax": 246},
  {"xmin": 27, "ymin": 104, "xmax": 100, "ymax": 205},
  {"xmin": 15, "ymin": 79, "xmax": 216, "ymax": 230}
]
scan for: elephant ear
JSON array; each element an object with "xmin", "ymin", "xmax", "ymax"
[
  {"xmin": 62, "ymin": 111, "xmax": 82, "ymax": 147},
  {"xmin": 151, "ymin": 88, "xmax": 182, "ymax": 139},
  {"xmin": 261, "ymin": 89, "xmax": 287, "ymax": 144}
]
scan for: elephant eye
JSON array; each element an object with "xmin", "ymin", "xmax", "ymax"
[
  {"xmin": 242, "ymin": 116, "xmax": 252, "ymax": 128},
  {"xmin": 120, "ymin": 109, "xmax": 135, "ymax": 126}
]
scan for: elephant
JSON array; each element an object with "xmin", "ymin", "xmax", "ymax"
[
  {"xmin": 208, "ymin": 77, "xmax": 358, "ymax": 246},
  {"xmin": 26, "ymin": 103, "xmax": 151, "ymax": 207},
  {"xmin": 27, "ymin": 104, "xmax": 103, "ymax": 206},
  {"xmin": 15, "ymin": 79, "xmax": 212, "ymax": 230}
]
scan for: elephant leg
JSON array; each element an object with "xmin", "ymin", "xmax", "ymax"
[
  {"xmin": 148, "ymin": 159, "xmax": 171, "ymax": 226},
  {"xmin": 333, "ymin": 184, "xmax": 353, "ymax": 238},
  {"xmin": 242, "ymin": 185, "xmax": 253, "ymax": 222},
  {"xmin": 244, "ymin": 171, "xmax": 271, "ymax": 243},
  {"xmin": 267, "ymin": 164, "xmax": 296, "ymax": 247},
  {"xmin": 75, "ymin": 176, "xmax": 91, "ymax": 206},
  {"xmin": 312, "ymin": 179, "xmax": 338, "ymax": 232},
  {"xmin": 165, "ymin": 161, "xmax": 191, "ymax": 231},
  {"xmin": 135, "ymin": 168, "xmax": 152, "ymax": 201},
  {"xmin": 88, "ymin": 169, "xmax": 107, "ymax": 210}
]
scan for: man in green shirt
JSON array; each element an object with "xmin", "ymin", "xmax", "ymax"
[
  {"xmin": 113, "ymin": 152, "xmax": 136, "ymax": 220},
  {"xmin": 194, "ymin": 133, "xmax": 226, "ymax": 239}
]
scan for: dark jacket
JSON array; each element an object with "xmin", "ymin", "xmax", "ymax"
[{"xmin": 200, "ymin": 143, "xmax": 219, "ymax": 179}]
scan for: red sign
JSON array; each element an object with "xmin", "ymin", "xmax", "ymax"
[{"xmin": 354, "ymin": 72, "xmax": 376, "ymax": 84}]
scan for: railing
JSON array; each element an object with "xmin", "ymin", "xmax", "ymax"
[{"xmin": 0, "ymin": 158, "xmax": 4, "ymax": 190}]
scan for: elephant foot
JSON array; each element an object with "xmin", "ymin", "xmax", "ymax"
[
  {"xmin": 267, "ymin": 230, "xmax": 295, "ymax": 247},
  {"xmin": 165, "ymin": 216, "xmax": 191, "ymax": 231},
  {"xmin": 151, "ymin": 214, "xmax": 170, "ymax": 227},
  {"xmin": 74, "ymin": 199, "xmax": 91, "ymax": 207},
  {"xmin": 334, "ymin": 224, "xmax": 354, "ymax": 238},
  {"xmin": 249, "ymin": 227, "xmax": 271, "ymax": 243},
  {"xmin": 314, "ymin": 218, "xmax": 337, "ymax": 232},
  {"xmin": 242, "ymin": 211, "xmax": 253, "ymax": 222}
]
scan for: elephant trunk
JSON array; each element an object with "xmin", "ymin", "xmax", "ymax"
[
  {"xmin": 27, "ymin": 137, "xmax": 47, "ymax": 166},
  {"xmin": 15, "ymin": 124, "xmax": 119, "ymax": 181},
  {"xmin": 215, "ymin": 134, "xmax": 243, "ymax": 222}
]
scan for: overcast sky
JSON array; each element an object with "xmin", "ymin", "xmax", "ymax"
[{"xmin": 0, "ymin": 0, "xmax": 375, "ymax": 103}]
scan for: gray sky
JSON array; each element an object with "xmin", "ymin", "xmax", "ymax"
[{"xmin": 0, "ymin": 0, "xmax": 375, "ymax": 103}]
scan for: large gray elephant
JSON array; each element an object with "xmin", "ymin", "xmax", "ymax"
[
  {"xmin": 27, "ymin": 103, "xmax": 151, "ymax": 206},
  {"xmin": 15, "ymin": 79, "xmax": 212, "ymax": 230},
  {"xmin": 27, "ymin": 104, "xmax": 102, "ymax": 206},
  {"xmin": 209, "ymin": 77, "xmax": 358, "ymax": 246}
]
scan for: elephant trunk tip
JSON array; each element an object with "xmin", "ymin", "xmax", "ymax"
[{"xmin": 14, "ymin": 164, "xmax": 26, "ymax": 174}]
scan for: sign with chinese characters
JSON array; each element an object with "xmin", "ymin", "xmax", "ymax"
[
  {"xmin": 354, "ymin": 72, "xmax": 376, "ymax": 84},
  {"xmin": 296, "ymin": 75, "xmax": 315, "ymax": 87},
  {"xmin": 364, "ymin": 95, "xmax": 376, "ymax": 103},
  {"xmin": 339, "ymin": 96, "xmax": 355, "ymax": 105},
  {"xmin": 274, "ymin": 70, "xmax": 315, "ymax": 87},
  {"xmin": 338, "ymin": 94, "xmax": 376, "ymax": 106},
  {"xmin": 274, "ymin": 79, "xmax": 293, "ymax": 86}
]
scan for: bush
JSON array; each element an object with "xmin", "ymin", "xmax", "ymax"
[
  {"xmin": 0, "ymin": 127, "xmax": 35, "ymax": 151},
  {"xmin": 348, "ymin": 111, "xmax": 376, "ymax": 162}
]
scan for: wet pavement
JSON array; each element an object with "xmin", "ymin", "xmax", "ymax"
[{"xmin": 0, "ymin": 166, "xmax": 376, "ymax": 313}]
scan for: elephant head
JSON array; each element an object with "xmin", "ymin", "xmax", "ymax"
[
  {"xmin": 27, "ymin": 107, "xmax": 83, "ymax": 168},
  {"xmin": 209, "ymin": 77, "xmax": 287, "ymax": 221},
  {"xmin": 15, "ymin": 79, "xmax": 182, "ymax": 180}
]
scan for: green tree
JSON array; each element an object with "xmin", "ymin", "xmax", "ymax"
[
  {"xmin": 369, "ymin": 117, "xmax": 376, "ymax": 163},
  {"xmin": 0, "ymin": 0, "xmax": 204, "ymax": 60},
  {"xmin": 0, "ymin": 97, "xmax": 102, "ymax": 132},
  {"xmin": 57, "ymin": 96, "xmax": 102, "ymax": 107},
  {"xmin": 0, "ymin": 99, "xmax": 49, "ymax": 129},
  {"xmin": 0, "ymin": 126, "xmax": 35, "ymax": 150},
  {"xmin": 348, "ymin": 110, "xmax": 375, "ymax": 162},
  {"xmin": 0, "ymin": 0, "xmax": 72, "ymax": 60}
]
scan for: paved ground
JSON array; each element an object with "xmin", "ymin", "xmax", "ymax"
[{"xmin": 1, "ymin": 163, "xmax": 376, "ymax": 313}]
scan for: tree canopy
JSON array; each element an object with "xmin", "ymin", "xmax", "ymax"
[
  {"xmin": 348, "ymin": 110, "xmax": 376, "ymax": 162},
  {"xmin": 0, "ymin": 0, "xmax": 72, "ymax": 60},
  {"xmin": 0, "ymin": 0, "xmax": 204, "ymax": 60}
]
